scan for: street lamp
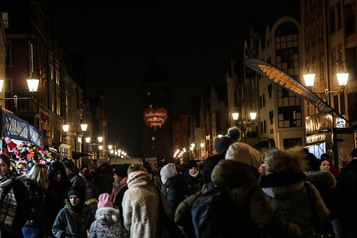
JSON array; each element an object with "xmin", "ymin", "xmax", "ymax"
[
  {"xmin": 62, "ymin": 123, "xmax": 87, "ymax": 150},
  {"xmin": 231, "ymin": 111, "xmax": 257, "ymax": 141},
  {"xmin": 303, "ymin": 70, "xmax": 349, "ymax": 167},
  {"xmin": 303, "ymin": 71, "xmax": 348, "ymax": 105},
  {"xmin": 86, "ymin": 136, "xmax": 103, "ymax": 161},
  {"xmin": 0, "ymin": 78, "xmax": 39, "ymax": 113}
]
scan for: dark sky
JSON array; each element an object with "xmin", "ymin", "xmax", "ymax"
[{"xmin": 53, "ymin": 1, "xmax": 300, "ymax": 155}]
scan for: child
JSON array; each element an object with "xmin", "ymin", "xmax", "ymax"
[
  {"xmin": 52, "ymin": 185, "xmax": 94, "ymax": 238},
  {"xmin": 89, "ymin": 193, "xmax": 128, "ymax": 238}
]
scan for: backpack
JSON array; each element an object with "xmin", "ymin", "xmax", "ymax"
[{"xmin": 191, "ymin": 187, "xmax": 237, "ymax": 238}]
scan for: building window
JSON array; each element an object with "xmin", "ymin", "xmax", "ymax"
[
  {"xmin": 269, "ymin": 110, "xmax": 274, "ymax": 125},
  {"xmin": 1, "ymin": 12, "xmax": 9, "ymax": 28}
]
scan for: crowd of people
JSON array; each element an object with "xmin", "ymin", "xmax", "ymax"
[{"xmin": 0, "ymin": 126, "xmax": 356, "ymax": 237}]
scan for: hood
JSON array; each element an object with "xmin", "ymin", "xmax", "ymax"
[
  {"xmin": 304, "ymin": 170, "xmax": 336, "ymax": 188},
  {"xmin": 211, "ymin": 159, "xmax": 260, "ymax": 188},
  {"xmin": 95, "ymin": 207, "xmax": 120, "ymax": 225}
]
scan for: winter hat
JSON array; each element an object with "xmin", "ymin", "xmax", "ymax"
[
  {"xmin": 213, "ymin": 136, "xmax": 233, "ymax": 154},
  {"xmin": 67, "ymin": 185, "xmax": 85, "ymax": 202},
  {"xmin": 97, "ymin": 193, "xmax": 113, "ymax": 209},
  {"xmin": 160, "ymin": 163, "xmax": 178, "ymax": 179},
  {"xmin": 114, "ymin": 164, "xmax": 129, "ymax": 178},
  {"xmin": 127, "ymin": 170, "xmax": 146, "ymax": 183},
  {"xmin": 187, "ymin": 160, "xmax": 198, "ymax": 168},
  {"xmin": 96, "ymin": 194, "xmax": 119, "ymax": 222},
  {"xmin": 225, "ymin": 142, "xmax": 261, "ymax": 169}
]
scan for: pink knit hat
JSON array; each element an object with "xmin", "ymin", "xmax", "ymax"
[{"xmin": 97, "ymin": 193, "xmax": 113, "ymax": 209}]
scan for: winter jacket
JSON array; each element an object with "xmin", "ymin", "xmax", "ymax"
[
  {"xmin": 19, "ymin": 177, "xmax": 49, "ymax": 229},
  {"xmin": 52, "ymin": 199, "xmax": 94, "ymax": 238},
  {"xmin": 261, "ymin": 172, "xmax": 330, "ymax": 238},
  {"xmin": 89, "ymin": 206, "xmax": 128, "ymax": 238},
  {"xmin": 122, "ymin": 172, "xmax": 171, "ymax": 238},
  {"xmin": 175, "ymin": 183, "xmax": 211, "ymax": 238},
  {"xmin": 183, "ymin": 169, "xmax": 204, "ymax": 197},
  {"xmin": 160, "ymin": 174, "xmax": 188, "ymax": 212},
  {"xmin": 210, "ymin": 159, "xmax": 302, "ymax": 238}
]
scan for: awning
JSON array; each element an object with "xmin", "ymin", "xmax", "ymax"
[{"xmin": 72, "ymin": 151, "xmax": 93, "ymax": 160}]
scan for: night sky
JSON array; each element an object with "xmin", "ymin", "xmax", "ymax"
[{"xmin": 53, "ymin": 1, "xmax": 300, "ymax": 155}]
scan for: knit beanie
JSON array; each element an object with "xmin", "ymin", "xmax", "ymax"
[
  {"xmin": 225, "ymin": 142, "xmax": 261, "ymax": 169},
  {"xmin": 114, "ymin": 164, "xmax": 129, "ymax": 178},
  {"xmin": 68, "ymin": 185, "xmax": 85, "ymax": 201},
  {"xmin": 97, "ymin": 193, "xmax": 113, "ymax": 209},
  {"xmin": 160, "ymin": 163, "xmax": 178, "ymax": 179},
  {"xmin": 213, "ymin": 136, "xmax": 233, "ymax": 154}
]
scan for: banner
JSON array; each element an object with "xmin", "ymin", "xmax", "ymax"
[
  {"xmin": 244, "ymin": 58, "xmax": 352, "ymax": 126},
  {"xmin": 1, "ymin": 107, "xmax": 44, "ymax": 147}
]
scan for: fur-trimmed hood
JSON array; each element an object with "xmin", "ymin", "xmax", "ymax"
[
  {"xmin": 304, "ymin": 170, "xmax": 336, "ymax": 188},
  {"xmin": 95, "ymin": 207, "xmax": 120, "ymax": 225}
]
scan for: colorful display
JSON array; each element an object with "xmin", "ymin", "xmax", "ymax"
[{"xmin": 143, "ymin": 107, "xmax": 168, "ymax": 131}]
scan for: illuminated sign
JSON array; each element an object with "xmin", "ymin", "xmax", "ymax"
[{"xmin": 143, "ymin": 108, "xmax": 168, "ymax": 131}]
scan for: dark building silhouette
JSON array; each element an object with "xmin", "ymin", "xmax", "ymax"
[{"xmin": 140, "ymin": 51, "xmax": 172, "ymax": 160}]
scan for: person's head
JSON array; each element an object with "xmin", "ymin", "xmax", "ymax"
[
  {"xmin": 26, "ymin": 163, "xmax": 49, "ymax": 189},
  {"xmin": 0, "ymin": 154, "xmax": 13, "ymax": 175},
  {"xmin": 97, "ymin": 193, "xmax": 113, "ymax": 209},
  {"xmin": 127, "ymin": 163, "xmax": 147, "ymax": 175},
  {"xmin": 226, "ymin": 126, "xmax": 240, "ymax": 141},
  {"xmin": 187, "ymin": 160, "xmax": 199, "ymax": 176},
  {"xmin": 62, "ymin": 159, "xmax": 75, "ymax": 175},
  {"xmin": 320, "ymin": 153, "xmax": 330, "ymax": 160},
  {"xmin": 225, "ymin": 142, "xmax": 261, "ymax": 169},
  {"xmin": 213, "ymin": 136, "xmax": 233, "ymax": 155},
  {"xmin": 48, "ymin": 161, "xmax": 68, "ymax": 182},
  {"xmin": 113, "ymin": 164, "xmax": 129, "ymax": 179},
  {"xmin": 160, "ymin": 163, "xmax": 178, "ymax": 184},
  {"xmin": 351, "ymin": 148, "xmax": 357, "ymax": 159},
  {"xmin": 67, "ymin": 185, "xmax": 85, "ymax": 208},
  {"xmin": 319, "ymin": 159, "xmax": 331, "ymax": 171},
  {"xmin": 264, "ymin": 148, "xmax": 307, "ymax": 174}
]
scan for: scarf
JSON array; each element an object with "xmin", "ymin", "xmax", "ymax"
[
  {"xmin": 0, "ymin": 172, "xmax": 17, "ymax": 226},
  {"xmin": 0, "ymin": 172, "xmax": 15, "ymax": 189}
]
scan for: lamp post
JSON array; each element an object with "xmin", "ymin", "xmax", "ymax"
[
  {"xmin": 0, "ymin": 78, "xmax": 39, "ymax": 113},
  {"xmin": 303, "ymin": 70, "xmax": 349, "ymax": 167},
  {"xmin": 86, "ymin": 136, "xmax": 103, "ymax": 161},
  {"xmin": 231, "ymin": 111, "xmax": 257, "ymax": 142},
  {"xmin": 62, "ymin": 123, "xmax": 88, "ymax": 152}
]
